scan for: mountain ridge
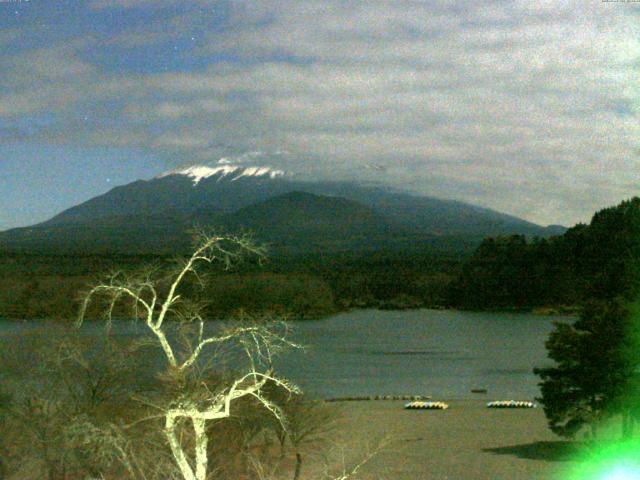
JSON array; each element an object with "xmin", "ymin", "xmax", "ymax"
[{"xmin": 0, "ymin": 164, "xmax": 567, "ymax": 254}]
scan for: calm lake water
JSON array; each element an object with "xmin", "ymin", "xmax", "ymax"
[
  {"xmin": 277, "ymin": 309, "xmax": 568, "ymax": 400},
  {"xmin": 1, "ymin": 309, "xmax": 570, "ymax": 400}
]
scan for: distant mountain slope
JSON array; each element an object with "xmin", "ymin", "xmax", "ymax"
[
  {"xmin": 0, "ymin": 192, "xmax": 414, "ymax": 254},
  {"xmin": 0, "ymin": 213, "xmax": 193, "ymax": 254},
  {"xmin": 305, "ymin": 183, "xmax": 548, "ymax": 236},
  {"xmin": 217, "ymin": 191, "xmax": 414, "ymax": 253},
  {"xmin": 0, "ymin": 164, "xmax": 566, "ymax": 254},
  {"xmin": 43, "ymin": 166, "xmax": 294, "ymax": 226}
]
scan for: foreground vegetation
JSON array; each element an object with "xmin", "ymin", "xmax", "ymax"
[
  {"xmin": 0, "ymin": 234, "xmax": 378, "ymax": 480},
  {"xmin": 0, "ymin": 326, "xmax": 356, "ymax": 480}
]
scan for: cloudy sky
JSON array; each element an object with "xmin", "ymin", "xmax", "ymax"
[{"xmin": 1, "ymin": 0, "xmax": 639, "ymax": 230}]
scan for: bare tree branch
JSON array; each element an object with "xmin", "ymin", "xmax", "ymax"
[{"xmin": 77, "ymin": 232, "xmax": 299, "ymax": 480}]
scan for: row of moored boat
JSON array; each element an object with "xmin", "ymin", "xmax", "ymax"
[{"xmin": 404, "ymin": 400, "xmax": 537, "ymax": 410}]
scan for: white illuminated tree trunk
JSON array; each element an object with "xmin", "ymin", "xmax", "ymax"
[{"xmin": 79, "ymin": 233, "xmax": 299, "ymax": 480}]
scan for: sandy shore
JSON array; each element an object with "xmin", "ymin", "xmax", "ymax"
[{"xmin": 324, "ymin": 399, "xmax": 578, "ymax": 480}]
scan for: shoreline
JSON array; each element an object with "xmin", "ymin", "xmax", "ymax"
[
  {"xmin": 0, "ymin": 304, "xmax": 579, "ymax": 322},
  {"xmin": 325, "ymin": 399, "xmax": 575, "ymax": 480}
]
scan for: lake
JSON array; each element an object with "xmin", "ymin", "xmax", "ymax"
[
  {"xmin": 277, "ymin": 309, "xmax": 567, "ymax": 400},
  {"xmin": 0, "ymin": 309, "xmax": 570, "ymax": 401}
]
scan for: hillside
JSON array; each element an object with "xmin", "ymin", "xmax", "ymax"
[
  {"xmin": 0, "ymin": 164, "xmax": 564, "ymax": 255},
  {"xmin": 448, "ymin": 197, "xmax": 640, "ymax": 311},
  {"xmin": 217, "ymin": 191, "xmax": 415, "ymax": 254}
]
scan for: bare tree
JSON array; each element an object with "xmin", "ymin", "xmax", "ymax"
[
  {"xmin": 267, "ymin": 393, "xmax": 340, "ymax": 480},
  {"xmin": 78, "ymin": 233, "xmax": 301, "ymax": 480},
  {"xmin": 0, "ymin": 327, "xmax": 144, "ymax": 480}
]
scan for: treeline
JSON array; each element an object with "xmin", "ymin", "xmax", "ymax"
[
  {"xmin": 448, "ymin": 197, "xmax": 640, "ymax": 311},
  {"xmin": 0, "ymin": 248, "xmax": 462, "ymax": 320},
  {"xmin": 8, "ymin": 197, "xmax": 638, "ymax": 320}
]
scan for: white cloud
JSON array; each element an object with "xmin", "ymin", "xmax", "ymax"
[{"xmin": 2, "ymin": 0, "xmax": 639, "ymax": 226}]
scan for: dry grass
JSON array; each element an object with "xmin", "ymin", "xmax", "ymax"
[{"xmin": 324, "ymin": 400, "xmax": 578, "ymax": 480}]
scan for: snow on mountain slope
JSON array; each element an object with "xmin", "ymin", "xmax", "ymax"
[{"xmin": 158, "ymin": 164, "xmax": 286, "ymax": 185}]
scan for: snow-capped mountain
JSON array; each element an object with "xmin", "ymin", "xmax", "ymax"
[
  {"xmin": 158, "ymin": 164, "xmax": 286, "ymax": 185},
  {"xmin": 0, "ymin": 161, "xmax": 566, "ymax": 254},
  {"xmin": 36, "ymin": 162, "xmax": 296, "ymax": 225}
]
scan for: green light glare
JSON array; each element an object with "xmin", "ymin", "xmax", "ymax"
[
  {"xmin": 563, "ymin": 439, "xmax": 640, "ymax": 480},
  {"xmin": 601, "ymin": 465, "xmax": 640, "ymax": 480}
]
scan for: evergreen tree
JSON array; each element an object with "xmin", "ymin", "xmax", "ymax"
[
  {"xmin": 535, "ymin": 197, "xmax": 640, "ymax": 439},
  {"xmin": 534, "ymin": 299, "xmax": 640, "ymax": 438}
]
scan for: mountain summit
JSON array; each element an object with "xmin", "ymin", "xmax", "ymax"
[
  {"xmin": 158, "ymin": 164, "xmax": 287, "ymax": 185},
  {"xmin": 0, "ymin": 162, "xmax": 566, "ymax": 254}
]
